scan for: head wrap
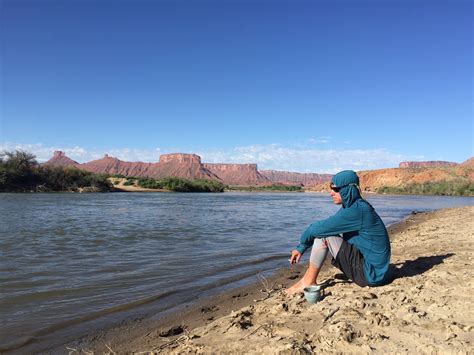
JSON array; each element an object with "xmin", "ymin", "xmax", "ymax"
[{"xmin": 331, "ymin": 170, "xmax": 361, "ymax": 208}]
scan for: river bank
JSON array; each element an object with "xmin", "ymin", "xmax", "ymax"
[{"xmin": 39, "ymin": 206, "xmax": 474, "ymax": 354}]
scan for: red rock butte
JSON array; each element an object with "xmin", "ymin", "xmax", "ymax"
[
  {"xmin": 43, "ymin": 151, "xmax": 472, "ymax": 188},
  {"xmin": 203, "ymin": 163, "xmax": 269, "ymax": 185},
  {"xmin": 159, "ymin": 153, "xmax": 202, "ymax": 164},
  {"xmin": 44, "ymin": 151, "xmax": 80, "ymax": 168},
  {"xmin": 42, "ymin": 151, "xmax": 333, "ymax": 186}
]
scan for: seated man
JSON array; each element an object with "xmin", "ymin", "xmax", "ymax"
[{"xmin": 286, "ymin": 170, "xmax": 391, "ymax": 295}]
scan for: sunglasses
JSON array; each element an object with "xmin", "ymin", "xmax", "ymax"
[
  {"xmin": 330, "ymin": 185, "xmax": 344, "ymax": 192},
  {"xmin": 330, "ymin": 183, "xmax": 357, "ymax": 192}
]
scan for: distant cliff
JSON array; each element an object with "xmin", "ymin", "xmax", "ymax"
[
  {"xmin": 399, "ymin": 161, "xmax": 458, "ymax": 168},
  {"xmin": 44, "ymin": 151, "xmax": 267, "ymax": 184},
  {"xmin": 43, "ymin": 151, "xmax": 80, "ymax": 168},
  {"xmin": 71, "ymin": 153, "xmax": 220, "ymax": 180},
  {"xmin": 44, "ymin": 152, "xmax": 473, "ymax": 191},
  {"xmin": 79, "ymin": 154, "xmax": 155, "ymax": 177},
  {"xmin": 203, "ymin": 163, "xmax": 270, "ymax": 185},
  {"xmin": 460, "ymin": 157, "xmax": 474, "ymax": 168},
  {"xmin": 260, "ymin": 170, "xmax": 332, "ymax": 187},
  {"xmin": 308, "ymin": 163, "xmax": 473, "ymax": 194},
  {"xmin": 157, "ymin": 154, "xmax": 219, "ymax": 180}
]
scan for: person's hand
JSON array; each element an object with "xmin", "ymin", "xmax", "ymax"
[{"xmin": 289, "ymin": 250, "xmax": 301, "ymax": 264}]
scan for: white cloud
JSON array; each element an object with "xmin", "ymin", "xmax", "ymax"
[
  {"xmin": 308, "ymin": 136, "xmax": 331, "ymax": 144},
  {"xmin": 1, "ymin": 142, "xmax": 424, "ymax": 173},
  {"xmin": 0, "ymin": 142, "xmax": 163, "ymax": 163},
  {"xmin": 198, "ymin": 145, "xmax": 423, "ymax": 173}
]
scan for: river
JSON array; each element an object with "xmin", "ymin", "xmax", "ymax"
[{"xmin": 1, "ymin": 192, "xmax": 472, "ymax": 350}]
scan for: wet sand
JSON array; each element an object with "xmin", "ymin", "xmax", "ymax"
[{"xmin": 40, "ymin": 206, "xmax": 474, "ymax": 353}]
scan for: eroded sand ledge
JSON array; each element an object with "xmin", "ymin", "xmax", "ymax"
[{"xmin": 59, "ymin": 207, "xmax": 473, "ymax": 354}]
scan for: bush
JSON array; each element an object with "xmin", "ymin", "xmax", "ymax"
[
  {"xmin": 137, "ymin": 177, "xmax": 225, "ymax": 192},
  {"xmin": 263, "ymin": 184, "xmax": 302, "ymax": 191},
  {"xmin": 228, "ymin": 184, "xmax": 303, "ymax": 192},
  {"xmin": 377, "ymin": 180, "xmax": 474, "ymax": 196},
  {"xmin": 137, "ymin": 178, "xmax": 163, "ymax": 189},
  {"xmin": 0, "ymin": 150, "xmax": 113, "ymax": 192},
  {"xmin": 123, "ymin": 179, "xmax": 136, "ymax": 186}
]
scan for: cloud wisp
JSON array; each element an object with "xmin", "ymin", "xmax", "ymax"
[
  {"xmin": 197, "ymin": 145, "xmax": 423, "ymax": 173},
  {"xmin": 0, "ymin": 142, "xmax": 423, "ymax": 173}
]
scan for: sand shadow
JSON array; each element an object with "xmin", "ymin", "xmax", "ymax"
[
  {"xmin": 387, "ymin": 253, "xmax": 455, "ymax": 283},
  {"xmin": 320, "ymin": 274, "xmax": 351, "ymax": 289}
]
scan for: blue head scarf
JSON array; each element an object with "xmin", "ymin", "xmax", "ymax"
[{"xmin": 331, "ymin": 170, "xmax": 362, "ymax": 208}]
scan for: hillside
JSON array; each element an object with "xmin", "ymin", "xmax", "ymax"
[
  {"xmin": 308, "ymin": 164, "xmax": 473, "ymax": 195},
  {"xmin": 260, "ymin": 170, "xmax": 332, "ymax": 187},
  {"xmin": 43, "ymin": 151, "xmax": 473, "ymax": 194}
]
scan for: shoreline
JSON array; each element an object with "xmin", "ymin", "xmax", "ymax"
[{"xmin": 16, "ymin": 206, "xmax": 473, "ymax": 353}]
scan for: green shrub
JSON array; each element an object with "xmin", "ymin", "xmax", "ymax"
[
  {"xmin": 228, "ymin": 184, "xmax": 302, "ymax": 192},
  {"xmin": 137, "ymin": 178, "xmax": 163, "ymax": 189},
  {"xmin": 123, "ymin": 179, "xmax": 136, "ymax": 186},
  {"xmin": 0, "ymin": 150, "xmax": 113, "ymax": 192},
  {"xmin": 378, "ymin": 180, "xmax": 474, "ymax": 196},
  {"xmin": 137, "ymin": 177, "xmax": 225, "ymax": 192}
]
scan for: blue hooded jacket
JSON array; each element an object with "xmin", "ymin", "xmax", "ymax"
[{"xmin": 295, "ymin": 170, "xmax": 391, "ymax": 286}]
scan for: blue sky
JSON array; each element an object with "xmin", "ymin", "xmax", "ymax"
[{"xmin": 1, "ymin": 0, "xmax": 472, "ymax": 173}]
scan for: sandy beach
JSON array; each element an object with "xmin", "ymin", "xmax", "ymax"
[{"xmin": 49, "ymin": 206, "xmax": 474, "ymax": 354}]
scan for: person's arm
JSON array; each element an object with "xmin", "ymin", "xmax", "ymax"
[{"xmin": 296, "ymin": 207, "xmax": 362, "ymax": 255}]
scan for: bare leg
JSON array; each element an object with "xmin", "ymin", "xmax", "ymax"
[
  {"xmin": 285, "ymin": 236, "xmax": 343, "ymax": 295},
  {"xmin": 285, "ymin": 262, "xmax": 320, "ymax": 295}
]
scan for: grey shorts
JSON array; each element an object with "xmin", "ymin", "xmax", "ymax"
[{"xmin": 331, "ymin": 240, "xmax": 368, "ymax": 287}]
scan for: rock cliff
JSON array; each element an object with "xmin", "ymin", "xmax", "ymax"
[
  {"xmin": 203, "ymin": 163, "xmax": 270, "ymax": 185},
  {"xmin": 80, "ymin": 155, "xmax": 154, "ymax": 177},
  {"xmin": 154, "ymin": 154, "xmax": 219, "ymax": 180},
  {"xmin": 308, "ymin": 165, "xmax": 474, "ymax": 193},
  {"xmin": 461, "ymin": 157, "xmax": 474, "ymax": 168},
  {"xmin": 43, "ymin": 151, "xmax": 80, "ymax": 168},
  {"xmin": 260, "ymin": 170, "xmax": 332, "ymax": 187},
  {"xmin": 159, "ymin": 153, "xmax": 202, "ymax": 164},
  {"xmin": 78, "ymin": 153, "xmax": 219, "ymax": 180},
  {"xmin": 358, "ymin": 165, "xmax": 474, "ymax": 192},
  {"xmin": 43, "ymin": 152, "xmax": 473, "ymax": 190},
  {"xmin": 399, "ymin": 161, "xmax": 458, "ymax": 168}
]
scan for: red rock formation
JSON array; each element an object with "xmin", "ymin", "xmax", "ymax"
[
  {"xmin": 159, "ymin": 153, "xmax": 201, "ymax": 164},
  {"xmin": 80, "ymin": 155, "xmax": 154, "ymax": 177},
  {"xmin": 399, "ymin": 161, "xmax": 458, "ymax": 168},
  {"xmin": 153, "ymin": 154, "xmax": 219, "ymax": 180},
  {"xmin": 204, "ymin": 163, "xmax": 270, "ymax": 185},
  {"xmin": 460, "ymin": 157, "xmax": 474, "ymax": 168},
  {"xmin": 307, "ymin": 165, "xmax": 474, "ymax": 193},
  {"xmin": 43, "ymin": 151, "xmax": 80, "ymax": 168},
  {"xmin": 43, "ymin": 151, "xmax": 473, "ymax": 190},
  {"xmin": 357, "ymin": 166, "xmax": 473, "ymax": 192},
  {"xmin": 260, "ymin": 170, "xmax": 333, "ymax": 187},
  {"xmin": 79, "ymin": 153, "xmax": 219, "ymax": 180}
]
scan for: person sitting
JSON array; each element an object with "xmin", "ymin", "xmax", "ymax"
[{"xmin": 285, "ymin": 170, "xmax": 391, "ymax": 295}]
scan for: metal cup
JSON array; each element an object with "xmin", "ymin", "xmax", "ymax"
[{"xmin": 303, "ymin": 285, "xmax": 322, "ymax": 304}]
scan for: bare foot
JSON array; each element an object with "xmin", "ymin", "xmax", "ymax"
[{"xmin": 285, "ymin": 279, "xmax": 317, "ymax": 296}]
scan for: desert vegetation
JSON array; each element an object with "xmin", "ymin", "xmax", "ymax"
[
  {"xmin": 131, "ymin": 179, "xmax": 300, "ymax": 193},
  {"xmin": 137, "ymin": 177, "xmax": 226, "ymax": 192},
  {"xmin": 0, "ymin": 150, "xmax": 112, "ymax": 192},
  {"xmin": 228, "ymin": 184, "xmax": 303, "ymax": 192},
  {"xmin": 377, "ymin": 180, "xmax": 474, "ymax": 196}
]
